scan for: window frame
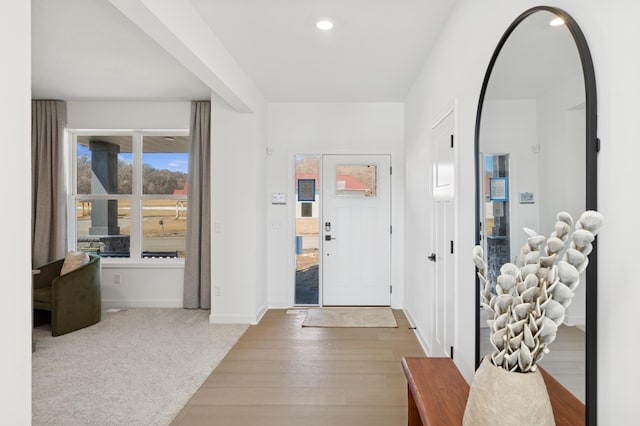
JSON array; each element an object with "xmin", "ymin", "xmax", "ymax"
[{"xmin": 66, "ymin": 129, "xmax": 189, "ymax": 264}]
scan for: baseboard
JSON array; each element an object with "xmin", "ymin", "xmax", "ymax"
[
  {"xmin": 254, "ymin": 304, "xmax": 268, "ymax": 324},
  {"xmin": 268, "ymin": 300, "xmax": 292, "ymax": 309},
  {"xmin": 102, "ymin": 299, "xmax": 182, "ymax": 309},
  {"xmin": 403, "ymin": 308, "xmax": 431, "ymax": 356}
]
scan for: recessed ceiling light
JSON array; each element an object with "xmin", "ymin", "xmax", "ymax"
[
  {"xmin": 316, "ymin": 18, "xmax": 334, "ymax": 31},
  {"xmin": 549, "ymin": 17, "xmax": 565, "ymax": 27},
  {"xmin": 163, "ymin": 136, "xmax": 175, "ymax": 141}
]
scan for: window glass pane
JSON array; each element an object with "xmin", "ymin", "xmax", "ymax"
[
  {"xmin": 335, "ymin": 165, "xmax": 377, "ymax": 197},
  {"xmin": 142, "ymin": 199, "xmax": 187, "ymax": 258},
  {"xmin": 482, "ymin": 154, "xmax": 511, "ymax": 291},
  {"xmin": 301, "ymin": 202, "xmax": 313, "ymax": 217},
  {"xmin": 294, "ymin": 155, "xmax": 320, "ymax": 304},
  {"xmin": 142, "ymin": 136, "xmax": 189, "ymax": 195},
  {"xmin": 76, "ymin": 199, "xmax": 130, "ymax": 258},
  {"xmin": 73, "ymin": 133, "xmax": 190, "ymax": 261},
  {"xmin": 76, "ymin": 136, "xmax": 132, "ymax": 195}
]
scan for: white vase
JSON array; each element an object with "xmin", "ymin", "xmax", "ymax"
[{"xmin": 463, "ymin": 355, "xmax": 555, "ymax": 426}]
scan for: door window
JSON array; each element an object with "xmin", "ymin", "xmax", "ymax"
[{"xmin": 335, "ymin": 165, "xmax": 377, "ymax": 197}]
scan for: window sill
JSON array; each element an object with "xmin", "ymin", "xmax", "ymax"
[{"xmin": 100, "ymin": 259, "xmax": 185, "ymax": 269}]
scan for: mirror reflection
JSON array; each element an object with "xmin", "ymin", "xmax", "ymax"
[{"xmin": 478, "ymin": 10, "xmax": 586, "ymax": 402}]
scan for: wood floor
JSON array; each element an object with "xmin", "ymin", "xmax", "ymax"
[{"xmin": 171, "ymin": 309, "xmax": 425, "ymax": 426}]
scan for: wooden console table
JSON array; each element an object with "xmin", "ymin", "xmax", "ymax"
[{"xmin": 401, "ymin": 357, "xmax": 585, "ymax": 426}]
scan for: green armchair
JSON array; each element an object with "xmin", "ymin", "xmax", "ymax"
[{"xmin": 33, "ymin": 254, "xmax": 102, "ymax": 336}]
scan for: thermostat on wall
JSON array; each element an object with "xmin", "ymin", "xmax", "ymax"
[
  {"xmin": 271, "ymin": 193, "xmax": 287, "ymax": 205},
  {"xmin": 519, "ymin": 192, "xmax": 535, "ymax": 204}
]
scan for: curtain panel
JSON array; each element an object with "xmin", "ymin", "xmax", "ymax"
[
  {"xmin": 183, "ymin": 101, "xmax": 212, "ymax": 309},
  {"xmin": 32, "ymin": 100, "xmax": 67, "ymax": 267}
]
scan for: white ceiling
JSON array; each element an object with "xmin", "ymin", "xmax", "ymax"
[
  {"xmin": 31, "ymin": 0, "xmax": 457, "ymax": 103},
  {"xmin": 31, "ymin": 0, "xmax": 211, "ymax": 101}
]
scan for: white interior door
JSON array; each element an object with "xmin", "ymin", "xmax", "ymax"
[
  {"xmin": 322, "ymin": 155, "xmax": 391, "ymax": 306},
  {"xmin": 431, "ymin": 201, "xmax": 455, "ymax": 357},
  {"xmin": 430, "ymin": 110, "xmax": 456, "ymax": 358}
]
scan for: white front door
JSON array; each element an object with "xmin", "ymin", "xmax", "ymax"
[{"xmin": 322, "ymin": 155, "xmax": 391, "ymax": 306}]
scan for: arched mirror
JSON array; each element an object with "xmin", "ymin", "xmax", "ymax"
[{"xmin": 474, "ymin": 6, "xmax": 597, "ymax": 425}]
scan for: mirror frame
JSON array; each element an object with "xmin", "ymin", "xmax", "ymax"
[{"xmin": 474, "ymin": 6, "xmax": 598, "ymax": 425}]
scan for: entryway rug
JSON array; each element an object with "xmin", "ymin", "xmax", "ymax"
[{"xmin": 302, "ymin": 307, "xmax": 398, "ymax": 328}]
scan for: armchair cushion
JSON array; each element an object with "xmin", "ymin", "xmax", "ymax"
[
  {"xmin": 33, "ymin": 287, "xmax": 52, "ymax": 305},
  {"xmin": 60, "ymin": 251, "xmax": 90, "ymax": 275}
]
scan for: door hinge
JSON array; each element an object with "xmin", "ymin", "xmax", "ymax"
[
  {"xmin": 390, "ymin": 285, "xmax": 393, "ymax": 294},
  {"xmin": 390, "ymin": 166, "xmax": 392, "ymax": 175},
  {"xmin": 450, "ymin": 134, "xmax": 454, "ymax": 148},
  {"xmin": 450, "ymin": 346, "xmax": 454, "ymax": 359},
  {"xmin": 450, "ymin": 240, "xmax": 454, "ymax": 254},
  {"xmin": 390, "ymin": 225, "xmax": 393, "ymax": 234},
  {"xmin": 596, "ymin": 138, "xmax": 601, "ymax": 153}
]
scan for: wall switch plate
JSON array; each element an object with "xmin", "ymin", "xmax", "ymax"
[
  {"xmin": 271, "ymin": 193, "xmax": 287, "ymax": 204},
  {"xmin": 214, "ymin": 286, "xmax": 222, "ymax": 296},
  {"xmin": 113, "ymin": 274, "xmax": 121, "ymax": 284}
]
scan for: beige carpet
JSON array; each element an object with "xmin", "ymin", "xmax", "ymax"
[
  {"xmin": 32, "ymin": 308, "xmax": 248, "ymax": 426},
  {"xmin": 302, "ymin": 307, "xmax": 398, "ymax": 328}
]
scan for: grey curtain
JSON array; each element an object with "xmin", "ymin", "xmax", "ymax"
[
  {"xmin": 183, "ymin": 101, "xmax": 212, "ymax": 309},
  {"xmin": 32, "ymin": 100, "xmax": 67, "ymax": 267}
]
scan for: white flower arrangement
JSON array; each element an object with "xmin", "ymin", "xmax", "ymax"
[{"xmin": 473, "ymin": 210, "xmax": 603, "ymax": 372}]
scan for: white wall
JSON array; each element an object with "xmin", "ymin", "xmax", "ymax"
[
  {"xmin": 1, "ymin": 2, "xmax": 31, "ymax": 423},
  {"xmin": 101, "ymin": 264, "xmax": 185, "ymax": 308},
  {"xmin": 537, "ymin": 72, "xmax": 586, "ymax": 234},
  {"xmin": 266, "ymin": 103, "xmax": 404, "ymax": 308},
  {"xmin": 67, "ymin": 101, "xmax": 191, "ymax": 130},
  {"xmin": 404, "ymin": 0, "xmax": 640, "ymax": 423},
  {"xmin": 67, "ymin": 101, "xmax": 191, "ymax": 308},
  {"xmin": 537, "ymin": 73, "xmax": 587, "ymax": 325},
  {"xmin": 210, "ymin": 94, "xmax": 268, "ymax": 323}
]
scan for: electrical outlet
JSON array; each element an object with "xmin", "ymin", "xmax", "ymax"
[
  {"xmin": 113, "ymin": 274, "xmax": 121, "ymax": 284},
  {"xmin": 214, "ymin": 286, "xmax": 221, "ymax": 296}
]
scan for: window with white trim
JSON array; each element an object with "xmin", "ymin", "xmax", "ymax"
[{"xmin": 68, "ymin": 131, "xmax": 189, "ymax": 261}]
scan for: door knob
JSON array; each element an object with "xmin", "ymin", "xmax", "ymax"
[{"xmin": 428, "ymin": 253, "xmax": 436, "ymax": 262}]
